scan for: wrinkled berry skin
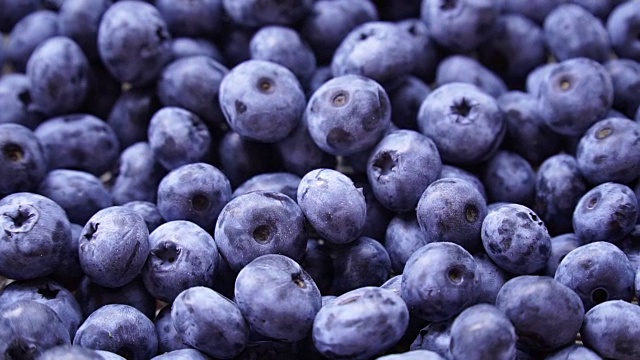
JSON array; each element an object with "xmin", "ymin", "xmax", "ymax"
[
  {"xmin": 367, "ymin": 130, "xmax": 441, "ymax": 212},
  {"xmin": 297, "ymin": 169, "xmax": 366, "ymax": 245},
  {"xmin": 172, "ymin": 286, "xmax": 249, "ymax": 359},
  {"xmin": 143, "ymin": 221, "xmax": 219, "ymax": 303},
  {"xmin": 79, "ymin": 206, "xmax": 150, "ymax": 288},
  {"xmin": 555, "ymin": 241, "xmax": 635, "ymax": 311},
  {"xmin": 306, "ymin": 74, "xmax": 391, "ymax": 156},
  {"xmin": 573, "ymin": 182, "xmax": 638, "ymax": 244},
  {"xmin": 402, "ymin": 242, "xmax": 479, "ymax": 322},
  {"xmin": 0, "ymin": 192, "xmax": 71, "ymax": 280},
  {"xmin": 538, "ymin": 57, "xmax": 613, "ymax": 137},
  {"xmin": 215, "ymin": 191, "xmax": 306, "ymax": 272},
  {"xmin": 450, "ymin": 304, "xmax": 517, "ymax": 360},
  {"xmin": 0, "ymin": 123, "xmax": 47, "ymax": 197},
  {"xmin": 417, "ymin": 178, "xmax": 488, "ymax": 252},
  {"xmin": 534, "ymin": 154, "xmax": 588, "ymax": 236},
  {"xmin": 417, "ymin": 82, "xmax": 505, "ymax": 166},
  {"xmin": 312, "ymin": 286, "xmax": 409, "ymax": 360},
  {"xmin": 576, "ymin": 117, "xmax": 640, "ymax": 185},
  {"xmin": 97, "ymin": 1, "xmax": 172, "ymax": 86},
  {"xmin": 481, "ymin": 204, "xmax": 551, "ymax": 275},
  {"xmin": 496, "ymin": 276, "xmax": 584, "ymax": 353},
  {"xmin": 219, "ymin": 60, "xmax": 305, "ymax": 143},
  {"xmin": 73, "ymin": 304, "xmax": 158, "ymax": 360},
  {"xmin": 235, "ymin": 254, "xmax": 321, "ymax": 342},
  {"xmin": 26, "ymin": 36, "xmax": 89, "ymax": 116},
  {"xmin": 156, "ymin": 162, "xmax": 231, "ymax": 233},
  {"xmin": 581, "ymin": 300, "xmax": 640, "ymax": 360},
  {"xmin": 0, "ymin": 300, "xmax": 71, "ymax": 359}
]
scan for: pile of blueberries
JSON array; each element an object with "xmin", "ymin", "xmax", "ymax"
[{"xmin": 1, "ymin": 0, "xmax": 640, "ymax": 359}]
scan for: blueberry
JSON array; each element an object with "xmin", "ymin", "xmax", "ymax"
[
  {"xmin": 576, "ymin": 117, "xmax": 640, "ymax": 185},
  {"xmin": 0, "ymin": 300, "xmax": 70, "ymax": 359},
  {"xmin": 275, "ymin": 118, "xmax": 337, "ymax": 178},
  {"xmin": 387, "ymin": 76, "xmax": 430, "ymax": 131},
  {"xmin": 51, "ymin": 222, "xmax": 84, "ymax": 290},
  {"xmin": 218, "ymin": 130, "xmax": 283, "ymax": 187},
  {"xmin": 573, "ymin": 182, "xmax": 638, "ymax": 243},
  {"xmin": 122, "ymin": 201, "xmax": 165, "ymax": 233},
  {"xmin": 0, "ymin": 0, "xmax": 40, "ymax": 33},
  {"xmin": 367, "ymin": 129, "xmax": 441, "ymax": 212},
  {"xmin": 37, "ymin": 345, "xmax": 118, "ymax": 360},
  {"xmin": 58, "ymin": 0, "xmax": 111, "ymax": 61},
  {"xmin": 607, "ymin": 1, "xmax": 640, "ymax": 62},
  {"xmin": 438, "ymin": 165, "xmax": 488, "ymax": 201},
  {"xmin": 534, "ymin": 154, "xmax": 588, "ymax": 236},
  {"xmin": 0, "ymin": 278, "xmax": 83, "ymax": 339},
  {"xmin": 143, "ymin": 220, "xmax": 219, "ymax": 303},
  {"xmin": 107, "ymin": 89, "xmax": 160, "ymax": 151},
  {"xmin": 481, "ymin": 203, "xmax": 551, "ymax": 274},
  {"xmin": 474, "ymin": 252, "xmax": 509, "ymax": 304},
  {"xmin": 421, "ymin": 0, "xmax": 498, "ymax": 53},
  {"xmin": 152, "ymin": 349, "xmax": 210, "ymax": 360},
  {"xmin": 377, "ymin": 350, "xmax": 446, "ymax": 360},
  {"xmin": 170, "ymin": 37, "xmax": 224, "ymax": 62},
  {"xmin": 6, "ymin": 10, "xmax": 59, "ymax": 72},
  {"xmin": 385, "ymin": 212, "xmax": 432, "ymax": 274},
  {"xmin": 543, "ymin": 4, "xmax": 611, "ymax": 63},
  {"xmin": 436, "ymin": 55, "xmax": 507, "ymax": 98},
  {"xmin": 155, "ymin": 0, "xmax": 223, "ymax": 38},
  {"xmin": 497, "ymin": 91, "xmax": 563, "ymax": 166},
  {"xmin": 417, "ymin": 82, "xmax": 505, "ymax": 166},
  {"xmin": 482, "ymin": 151, "xmax": 536, "ymax": 206},
  {"xmin": 147, "ymin": 107, "xmax": 211, "ymax": 171},
  {"xmin": 537, "ymin": 57, "xmax": 613, "ymax": 137},
  {"xmin": 545, "ymin": 344, "xmax": 603, "ymax": 360},
  {"xmin": 0, "ymin": 76, "xmax": 44, "ymax": 130},
  {"xmin": 75, "ymin": 276, "xmax": 156, "ymax": 320},
  {"xmin": 497, "ymin": 0, "xmax": 563, "ymax": 23},
  {"xmin": 417, "ymin": 178, "xmax": 488, "ymax": 252},
  {"xmin": 409, "ymin": 320, "xmax": 453, "ymax": 359},
  {"xmin": 358, "ymin": 181, "xmax": 394, "ymax": 241},
  {"xmin": 73, "ymin": 304, "xmax": 158, "ymax": 360},
  {"xmin": 37, "ymin": 169, "xmax": 112, "ymax": 226},
  {"xmin": 525, "ymin": 62, "xmax": 557, "ymax": 96},
  {"xmin": 496, "ymin": 276, "xmax": 584, "ymax": 352},
  {"xmin": 396, "ymin": 19, "xmax": 440, "ymax": 83},
  {"xmin": 0, "ymin": 123, "xmax": 47, "ymax": 197},
  {"xmin": 79, "ymin": 206, "xmax": 149, "ymax": 288},
  {"xmin": 581, "ymin": 300, "xmax": 640, "ymax": 360},
  {"xmin": 111, "ymin": 142, "xmax": 167, "ymax": 205},
  {"xmin": 0, "ymin": 192, "xmax": 71, "ymax": 280},
  {"xmin": 450, "ymin": 303, "xmax": 517, "ymax": 360},
  {"xmin": 97, "ymin": 0, "xmax": 172, "ymax": 86},
  {"xmin": 157, "ymin": 56, "xmax": 228, "ymax": 130},
  {"xmin": 172, "ymin": 286, "xmax": 249, "ymax": 359},
  {"xmin": 235, "ymin": 254, "xmax": 321, "ymax": 341},
  {"xmin": 330, "ymin": 236, "xmax": 392, "ymax": 294},
  {"xmin": 156, "ymin": 162, "xmax": 231, "ymax": 232},
  {"xmin": 402, "ymin": 242, "xmax": 479, "ymax": 322},
  {"xmin": 555, "ymin": 241, "xmax": 635, "ymax": 310},
  {"xmin": 219, "ymin": 60, "xmax": 305, "ymax": 142},
  {"xmin": 331, "ymin": 21, "xmax": 416, "ymax": 84},
  {"xmin": 232, "ymin": 172, "xmax": 301, "ymax": 200},
  {"xmin": 250, "ymin": 26, "xmax": 316, "ymax": 84},
  {"xmin": 300, "ymin": 0, "xmax": 378, "ymax": 64},
  {"xmin": 222, "ymin": 0, "xmax": 312, "ymax": 28},
  {"xmin": 215, "ymin": 191, "xmax": 306, "ymax": 272},
  {"xmin": 154, "ymin": 305, "xmax": 189, "ymax": 354},
  {"xmin": 297, "ymin": 168, "xmax": 366, "ymax": 245},
  {"xmin": 306, "ymin": 74, "xmax": 391, "ymax": 156},
  {"xmin": 34, "ymin": 113, "xmax": 120, "ymax": 176},
  {"xmin": 605, "ymin": 59, "xmax": 640, "ymax": 118},
  {"xmin": 312, "ymin": 286, "xmax": 409, "ymax": 360},
  {"xmin": 306, "ymin": 66, "xmax": 333, "ymax": 96},
  {"xmin": 477, "ymin": 14, "xmax": 547, "ymax": 85},
  {"xmin": 545, "ymin": 233, "xmax": 583, "ymax": 277}
]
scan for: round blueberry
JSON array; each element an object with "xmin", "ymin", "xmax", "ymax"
[
  {"xmin": 155, "ymin": 0, "xmax": 223, "ymax": 38},
  {"xmin": 111, "ymin": 142, "xmax": 167, "ymax": 206},
  {"xmin": 215, "ymin": 191, "xmax": 306, "ymax": 272},
  {"xmin": 6, "ymin": 10, "xmax": 59, "ymax": 72},
  {"xmin": 75, "ymin": 276, "xmax": 156, "ymax": 320},
  {"xmin": 222, "ymin": 0, "xmax": 312, "ymax": 28},
  {"xmin": 402, "ymin": 242, "xmax": 479, "ymax": 322},
  {"xmin": 581, "ymin": 300, "xmax": 640, "ymax": 360},
  {"xmin": 436, "ymin": 55, "xmax": 507, "ymax": 98},
  {"xmin": 545, "ymin": 233, "xmax": 583, "ymax": 277},
  {"xmin": 482, "ymin": 150, "xmax": 536, "ymax": 206},
  {"xmin": 306, "ymin": 74, "xmax": 391, "ymax": 156},
  {"xmin": 607, "ymin": 1, "xmax": 640, "ymax": 61},
  {"xmin": 330, "ymin": 236, "xmax": 392, "ymax": 294},
  {"xmin": 385, "ymin": 212, "xmax": 432, "ymax": 274},
  {"xmin": 58, "ymin": 0, "xmax": 111, "ymax": 61},
  {"xmin": 0, "ymin": 123, "xmax": 47, "ymax": 197},
  {"xmin": 232, "ymin": 172, "xmax": 301, "ymax": 201}
]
